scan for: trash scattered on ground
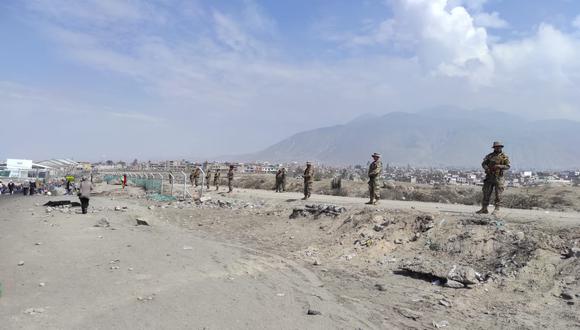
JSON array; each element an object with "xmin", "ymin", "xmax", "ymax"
[
  {"xmin": 290, "ymin": 204, "xmax": 347, "ymax": 219},
  {"xmin": 43, "ymin": 200, "xmax": 80, "ymax": 207}
]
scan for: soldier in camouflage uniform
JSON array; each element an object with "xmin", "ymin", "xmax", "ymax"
[
  {"xmin": 366, "ymin": 153, "xmax": 382, "ymax": 205},
  {"xmin": 214, "ymin": 169, "xmax": 221, "ymax": 191},
  {"xmin": 477, "ymin": 141, "xmax": 511, "ymax": 215},
  {"xmin": 227, "ymin": 165, "xmax": 235, "ymax": 193},
  {"xmin": 275, "ymin": 167, "xmax": 286, "ymax": 192},
  {"xmin": 302, "ymin": 162, "xmax": 314, "ymax": 200},
  {"xmin": 192, "ymin": 166, "xmax": 201, "ymax": 187},
  {"xmin": 205, "ymin": 169, "xmax": 212, "ymax": 189}
]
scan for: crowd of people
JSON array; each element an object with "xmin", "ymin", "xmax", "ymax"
[{"xmin": 0, "ymin": 177, "xmax": 80, "ymax": 197}]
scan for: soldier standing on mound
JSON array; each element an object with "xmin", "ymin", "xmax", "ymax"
[
  {"xmin": 477, "ymin": 141, "xmax": 511, "ymax": 215},
  {"xmin": 302, "ymin": 162, "xmax": 314, "ymax": 200},
  {"xmin": 366, "ymin": 153, "xmax": 382, "ymax": 205}
]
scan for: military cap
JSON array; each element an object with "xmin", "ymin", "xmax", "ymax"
[
  {"xmin": 306, "ymin": 161, "xmax": 311, "ymax": 165},
  {"xmin": 372, "ymin": 153, "xmax": 381, "ymax": 157},
  {"xmin": 492, "ymin": 141, "xmax": 504, "ymax": 148}
]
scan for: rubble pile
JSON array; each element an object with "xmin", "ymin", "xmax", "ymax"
[
  {"xmin": 195, "ymin": 198, "xmax": 265, "ymax": 210},
  {"xmin": 290, "ymin": 204, "xmax": 347, "ymax": 219},
  {"xmin": 398, "ymin": 258, "xmax": 482, "ymax": 288}
]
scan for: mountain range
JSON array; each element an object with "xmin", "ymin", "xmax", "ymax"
[{"xmin": 237, "ymin": 108, "xmax": 580, "ymax": 169}]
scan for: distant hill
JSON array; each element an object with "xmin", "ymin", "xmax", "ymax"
[{"xmin": 239, "ymin": 108, "xmax": 580, "ymax": 169}]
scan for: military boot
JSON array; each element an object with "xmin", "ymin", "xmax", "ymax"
[
  {"xmin": 365, "ymin": 199, "xmax": 374, "ymax": 205},
  {"xmin": 476, "ymin": 206, "xmax": 489, "ymax": 214}
]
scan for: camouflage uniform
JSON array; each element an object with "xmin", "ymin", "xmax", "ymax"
[
  {"xmin": 205, "ymin": 170, "xmax": 211, "ymax": 189},
  {"xmin": 368, "ymin": 157, "xmax": 382, "ymax": 204},
  {"xmin": 192, "ymin": 167, "xmax": 201, "ymax": 187},
  {"xmin": 480, "ymin": 147, "xmax": 510, "ymax": 212},
  {"xmin": 214, "ymin": 171, "xmax": 221, "ymax": 191},
  {"xmin": 275, "ymin": 168, "xmax": 286, "ymax": 192},
  {"xmin": 303, "ymin": 163, "xmax": 314, "ymax": 199},
  {"xmin": 227, "ymin": 167, "xmax": 234, "ymax": 193}
]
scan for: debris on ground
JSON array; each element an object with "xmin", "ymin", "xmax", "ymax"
[
  {"xmin": 398, "ymin": 258, "xmax": 479, "ymax": 286},
  {"xmin": 290, "ymin": 204, "xmax": 346, "ymax": 219},
  {"xmin": 94, "ymin": 218, "xmax": 110, "ymax": 228},
  {"xmin": 307, "ymin": 309, "xmax": 321, "ymax": 315},
  {"xmin": 43, "ymin": 200, "xmax": 80, "ymax": 207},
  {"xmin": 136, "ymin": 218, "xmax": 150, "ymax": 226},
  {"xmin": 414, "ymin": 214, "xmax": 435, "ymax": 232}
]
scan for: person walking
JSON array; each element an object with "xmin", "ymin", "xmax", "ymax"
[
  {"xmin": 476, "ymin": 141, "xmax": 511, "ymax": 215},
  {"xmin": 8, "ymin": 181, "xmax": 14, "ymax": 195},
  {"xmin": 366, "ymin": 153, "xmax": 382, "ymax": 205},
  {"xmin": 78, "ymin": 176, "xmax": 92, "ymax": 214},
  {"xmin": 302, "ymin": 162, "xmax": 314, "ymax": 200}
]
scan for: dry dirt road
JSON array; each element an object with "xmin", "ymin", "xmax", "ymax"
[
  {"xmin": 0, "ymin": 191, "xmax": 371, "ymax": 330},
  {"xmin": 1, "ymin": 184, "xmax": 579, "ymax": 329}
]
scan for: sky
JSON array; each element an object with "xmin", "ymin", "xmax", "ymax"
[{"xmin": 2, "ymin": 0, "xmax": 580, "ymax": 162}]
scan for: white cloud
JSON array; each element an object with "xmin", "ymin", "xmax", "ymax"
[
  {"xmin": 9, "ymin": 0, "xmax": 580, "ymax": 160},
  {"xmin": 573, "ymin": 15, "xmax": 580, "ymax": 29},
  {"xmin": 474, "ymin": 12, "xmax": 509, "ymax": 29}
]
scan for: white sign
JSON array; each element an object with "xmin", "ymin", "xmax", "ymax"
[{"xmin": 6, "ymin": 159, "xmax": 33, "ymax": 170}]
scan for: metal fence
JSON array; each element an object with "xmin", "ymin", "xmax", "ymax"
[{"xmin": 100, "ymin": 170, "xmax": 207, "ymax": 200}]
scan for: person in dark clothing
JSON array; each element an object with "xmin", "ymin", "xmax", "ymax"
[
  {"xmin": 78, "ymin": 176, "xmax": 92, "ymax": 214},
  {"xmin": 29, "ymin": 180, "xmax": 36, "ymax": 195},
  {"xmin": 8, "ymin": 181, "xmax": 14, "ymax": 194}
]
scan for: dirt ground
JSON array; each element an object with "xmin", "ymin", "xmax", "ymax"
[
  {"xmin": 233, "ymin": 174, "xmax": 580, "ymax": 212},
  {"xmin": 1, "ymin": 182, "xmax": 579, "ymax": 329}
]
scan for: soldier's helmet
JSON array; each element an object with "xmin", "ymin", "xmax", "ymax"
[
  {"xmin": 492, "ymin": 141, "xmax": 504, "ymax": 148},
  {"xmin": 306, "ymin": 162, "xmax": 311, "ymax": 165},
  {"xmin": 372, "ymin": 152, "xmax": 381, "ymax": 158}
]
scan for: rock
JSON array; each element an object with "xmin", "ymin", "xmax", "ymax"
[
  {"xmin": 433, "ymin": 320, "xmax": 449, "ymax": 328},
  {"xmin": 375, "ymin": 284, "xmax": 387, "ymax": 291},
  {"xmin": 514, "ymin": 231, "xmax": 525, "ymax": 241},
  {"xmin": 372, "ymin": 215, "xmax": 384, "ymax": 223},
  {"xmin": 136, "ymin": 218, "xmax": 150, "ymax": 226},
  {"xmin": 199, "ymin": 196, "xmax": 212, "ymax": 203},
  {"xmin": 23, "ymin": 308, "xmax": 45, "ymax": 315},
  {"xmin": 563, "ymin": 247, "xmax": 580, "ymax": 259},
  {"xmin": 307, "ymin": 309, "xmax": 321, "ymax": 315},
  {"xmin": 447, "ymin": 265, "xmax": 478, "ymax": 285},
  {"xmin": 439, "ymin": 299, "xmax": 452, "ymax": 307},
  {"xmin": 148, "ymin": 205, "xmax": 155, "ymax": 210},
  {"xmin": 394, "ymin": 238, "xmax": 404, "ymax": 244},
  {"xmin": 18, "ymin": 261, "xmax": 24, "ymax": 266},
  {"xmin": 38, "ymin": 282, "xmax": 45, "ymax": 287},
  {"xmin": 393, "ymin": 306, "xmax": 422, "ymax": 320},
  {"xmin": 114, "ymin": 206, "xmax": 122, "ymax": 211},
  {"xmin": 45, "ymin": 207, "xmax": 53, "ymax": 213},
  {"xmin": 444, "ymin": 280, "xmax": 465, "ymax": 288},
  {"xmin": 183, "ymin": 246, "xmax": 193, "ymax": 250},
  {"xmin": 35, "ymin": 242, "xmax": 42, "ymax": 246},
  {"xmin": 95, "ymin": 218, "xmax": 110, "ymax": 228},
  {"xmin": 373, "ymin": 224, "xmax": 384, "ymax": 232},
  {"xmin": 313, "ymin": 259, "xmax": 321, "ymax": 266},
  {"xmin": 561, "ymin": 292, "xmax": 574, "ymax": 300}
]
